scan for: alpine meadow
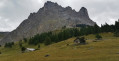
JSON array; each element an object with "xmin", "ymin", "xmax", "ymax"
[{"xmin": 0, "ymin": 0, "xmax": 119, "ymax": 61}]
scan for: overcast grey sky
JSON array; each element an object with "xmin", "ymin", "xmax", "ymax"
[{"xmin": 0, "ymin": 0, "xmax": 119, "ymax": 31}]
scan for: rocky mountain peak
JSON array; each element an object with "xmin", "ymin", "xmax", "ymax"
[
  {"xmin": 0, "ymin": 1, "xmax": 95, "ymax": 45},
  {"xmin": 79, "ymin": 7, "xmax": 89, "ymax": 18},
  {"xmin": 44, "ymin": 1, "xmax": 59, "ymax": 8},
  {"xmin": 65, "ymin": 6, "xmax": 72, "ymax": 10},
  {"xmin": 39, "ymin": 1, "xmax": 62, "ymax": 12}
]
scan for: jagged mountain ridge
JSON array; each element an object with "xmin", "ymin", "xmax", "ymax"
[{"xmin": 0, "ymin": 1, "xmax": 95, "ymax": 45}]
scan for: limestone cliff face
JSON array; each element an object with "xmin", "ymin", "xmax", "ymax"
[{"xmin": 0, "ymin": 1, "xmax": 95, "ymax": 44}]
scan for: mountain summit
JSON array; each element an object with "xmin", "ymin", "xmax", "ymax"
[
  {"xmin": 79, "ymin": 7, "xmax": 89, "ymax": 18},
  {"xmin": 0, "ymin": 1, "xmax": 95, "ymax": 44}
]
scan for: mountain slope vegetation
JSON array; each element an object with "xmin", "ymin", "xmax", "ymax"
[{"xmin": 0, "ymin": 33, "xmax": 119, "ymax": 61}]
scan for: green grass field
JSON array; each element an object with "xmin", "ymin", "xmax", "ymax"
[{"xmin": 0, "ymin": 32, "xmax": 119, "ymax": 61}]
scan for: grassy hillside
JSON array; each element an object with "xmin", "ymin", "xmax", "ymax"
[{"xmin": 0, "ymin": 32, "xmax": 119, "ymax": 61}]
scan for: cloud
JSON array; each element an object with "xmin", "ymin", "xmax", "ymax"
[
  {"xmin": 0, "ymin": 0, "xmax": 43, "ymax": 31},
  {"xmin": 0, "ymin": 0, "xmax": 119, "ymax": 31},
  {"xmin": 0, "ymin": 16, "xmax": 14, "ymax": 31},
  {"xmin": 0, "ymin": 0, "xmax": 6, "ymax": 8}
]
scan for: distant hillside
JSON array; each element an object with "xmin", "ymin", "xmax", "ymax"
[
  {"xmin": 0, "ymin": 1, "xmax": 95, "ymax": 44},
  {"xmin": 0, "ymin": 32, "xmax": 9, "ymax": 39}
]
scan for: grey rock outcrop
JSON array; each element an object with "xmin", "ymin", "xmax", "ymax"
[{"xmin": 0, "ymin": 1, "xmax": 95, "ymax": 45}]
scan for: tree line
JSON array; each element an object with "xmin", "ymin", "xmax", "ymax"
[
  {"xmin": 28, "ymin": 28, "xmax": 80, "ymax": 45},
  {"xmin": 79, "ymin": 20, "xmax": 119, "ymax": 36}
]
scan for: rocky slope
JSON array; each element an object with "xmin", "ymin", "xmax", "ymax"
[
  {"xmin": 0, "ymin": 1, "xmax": 95, "ymax": 45},
  {"xmin": 0, "ymin": 32, "xmax": 9, "ymax": 40}
]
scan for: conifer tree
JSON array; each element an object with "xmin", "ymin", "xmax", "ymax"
[
  {"xmin": 44, "ymin": 37, "xmax": 52, "ymax": 45},
  {"xmin": 95, "ymin": 34, "xmax": 102, "ymax": 40}
]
